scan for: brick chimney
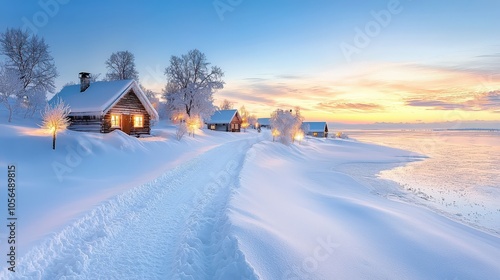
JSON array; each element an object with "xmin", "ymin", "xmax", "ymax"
[{"xmin": 79, "ymin": 72, "xmax": 91, "ymax": 92}]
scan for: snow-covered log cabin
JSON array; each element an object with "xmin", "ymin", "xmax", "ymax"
[
  {"xmin": 51, "ymin": 72, "xmax": 159, "ymax": 136},
  {"xmin": 302, "ymin": 122, "xmax": 329, "ymax": 138},
  {"xmin": 206, "ymin": 109, "xmax": 242, "ymax": 132}
]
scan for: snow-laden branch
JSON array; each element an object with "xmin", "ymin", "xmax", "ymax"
[
  {"xmin": 163, "ymin": 49, "xmax": 223, "ymax": 121},
  {"xmin": 40, "ymin": 99, "xmax": 71, "ymax": 150}
]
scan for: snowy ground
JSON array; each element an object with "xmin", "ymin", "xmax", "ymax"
[
  {"xmin": 231, "ymin": 138, "xmax": 500, "ymax": 279},
  {"xmin": 0, "ymin": 117, "xmax": 499, "ymax": 279}
]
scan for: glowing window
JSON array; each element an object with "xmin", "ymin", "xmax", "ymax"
[
  {"xmin": 210, "ymin": 124, "xmax": 215, "ymax": 130},
  {"xmin": 313, "ymin": 132, "xmax": 318, "ymax": 137},
  {"xmin": 111, "ymin": 115, "xmax": 120, "ymax": 127},
  {"xmin": 134, "ymin": 115, "xmax": 144, "ymax": 128}
]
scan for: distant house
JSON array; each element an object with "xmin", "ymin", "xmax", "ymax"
[
  {"xmin": 206, "ymin": 109, "xmax": 242, "ymax": 132},
  {"xmin": 51, "ymin": 72, "xmax": 159, "ymax": 136},
  {"xmin": 257, "ymin": 118, "xmax": 271, "ymax": 129},
  {"xmin": 302, "ymin": 122, "xmax": 329, "ymax": 138}
]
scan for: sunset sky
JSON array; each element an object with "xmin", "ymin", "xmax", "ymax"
[{"xmin": 1, "ymin": 0, "xmax": 499, "ymax": 125}]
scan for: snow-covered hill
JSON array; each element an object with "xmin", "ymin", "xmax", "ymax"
[
  {"xmin": 232, "ymin": 139, "xmax": 500, "ymax": 279},
  {"xmin": 0, "ymin": 119, "xmax": 499, "ymax": 279}
]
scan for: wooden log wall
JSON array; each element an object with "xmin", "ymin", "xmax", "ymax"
[
  {"xmin": 67, "ymin": 89, "xmax": 152, "ymax": 135},
  {"xmin": 102, "ymin": 90, "xmax": 151, "ymax": 135},
  {"xmin": 68, "ymin": 116, "xmax": 102, "ymax": 133}
]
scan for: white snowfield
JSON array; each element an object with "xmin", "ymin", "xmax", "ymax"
[{"xmin": 0, "ymin": 121, "xmax": 499, "ymax": 279}]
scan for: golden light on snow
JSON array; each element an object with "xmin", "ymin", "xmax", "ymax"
[{"xmin": 294, "ymin": 130, "xmax": 304, "ymax": 142}]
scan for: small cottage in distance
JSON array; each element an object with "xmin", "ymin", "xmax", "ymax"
[
  {"xmin": 302, "ymin": 122, "xmax": 329, "ymax": 138},
  {"xmin": 257, "ymin": 118, "xmax": 271, "ymax": 129},
  {"xmin": 206, "ymin": 109, "xmax": 242, "ymax": 132},
  {"xmin": 51, "ymin": 72, "xmax": 159, "ymax": 136}
]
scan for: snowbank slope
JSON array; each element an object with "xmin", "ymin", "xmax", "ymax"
[{"xmin": 231, "ymin": 139, "xmax": 500, "ymax": 279}]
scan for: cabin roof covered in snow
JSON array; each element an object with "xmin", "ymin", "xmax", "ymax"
[
  {"xmin": 51, "ymin": 79, "xmax": 159, "ymax": 120},
  {"xmin": 257, "ymin": 118, "xmax": 271, "ymax": 125},
  {"xmin": 207, "ymin": 109, "xmax": 239, "ymax": 124},
  {"xmin": 302, "ymin": 122, "xmax": 328, "ymax": 132}
]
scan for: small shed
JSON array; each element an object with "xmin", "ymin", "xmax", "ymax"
[
  {"xmin": 257, "ymin": 118, "xmax": 271, "ymax": 129},
  {"xmin": 206, "ymin": 109, "xmax": 242, "ymax": 132},
  {"xmin": 51, "ymin": 73, "xmax": 159, "ymax": 136},
  {"xmin": 302, "ymin": 122, "xmax": 329, "ymax": 138}
]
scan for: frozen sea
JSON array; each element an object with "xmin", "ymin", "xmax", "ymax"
[{"xmin": 346, "ymin": 130, "xmax": 500, "ymax": 235}]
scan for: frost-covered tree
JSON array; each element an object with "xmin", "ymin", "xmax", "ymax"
[
  {"xmin": 219, "ymin": 99, "xmax": 234, "ymax": 110},
  {"xmin": 0, "ymin": 64, "xmax": 23, "ymax": 122},
  {"xmin": 239, "ymin": 105, "xmax": 250, "ymax": 132},
  {"xmin": 248, "ymin": 114, "xmax": 257, "ymax": 128},
  {"xmin": 270, "ymin": 108, "xmax": 304, "ymax": 145},
  {"xmin": 163, "ymin": 49, "xmax": 223, "ymax": 120},
  {"xmin": 0, "ymin": 28, "xmax": 57, "ymax": 118},
  {"xmin": 105, "ymin": 50, "xmax": 139, "ymax": 81},
  {"xmin": 41, "ymin": 99, "xmax": 70, "ymax": 150},
  {"xmin": 0, "ymin": 28, "xmax": 58, "ymax": 93}
]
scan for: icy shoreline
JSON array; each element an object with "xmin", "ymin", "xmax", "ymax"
[{"xmin": 346, "ymin": 131, "xmax": 500, "ymax": 237}]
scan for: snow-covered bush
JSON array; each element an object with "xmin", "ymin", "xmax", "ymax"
[
  {"xmin": 336, "ymin": 132, "xmax": 349, "ymax": 139},
  {"xmin": 19, "ymin": 89, "xmax": 47, "ymax": 118},
  {"xmin": 0, "ymin": 64, "xmax": 23, "ymax": 122},
  {"xmin": 40, "ymin": 99, "xmax": 70, "ymax": 150},
  {"xmin": 270, "ymin": 108, "xmax": 304, "ymax": 145}
]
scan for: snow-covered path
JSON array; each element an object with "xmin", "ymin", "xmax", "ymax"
[{"xmin": 4, "ymin": 137, "xmax": 261, "ymax": 279}]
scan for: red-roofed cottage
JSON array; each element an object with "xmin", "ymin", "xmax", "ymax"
[{"xmin": 206, "ymin": 109, "xmax": 242, "ymax": 132}]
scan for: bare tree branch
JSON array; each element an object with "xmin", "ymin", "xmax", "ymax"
[{"xmin": 105, "ymin": 50, "xmax": 139, "ymax": 81}]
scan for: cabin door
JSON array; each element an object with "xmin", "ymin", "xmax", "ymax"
[{"xmin": 121, "ymin": 114, "xmax": 131, "ymax": 134}]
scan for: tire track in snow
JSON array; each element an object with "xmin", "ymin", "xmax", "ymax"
[{"xmin": 2, "ymin": 137, "xmax": 261, "ymax": 279}]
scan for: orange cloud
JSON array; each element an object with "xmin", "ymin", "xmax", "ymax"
[
  {"xmin": 217, "ymin": 62, "xmax": 500, "ymax": 122},
  {"xmin": 317, "ymin": 101, "xmax": 385, "ymax": 113}
]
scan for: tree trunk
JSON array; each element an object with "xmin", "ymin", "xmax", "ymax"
[
  {"xmin": 7, "ymin": 107, "xmax": 12, "ymax": 123},
  {"xmin": 52, "ymin": 130, "xmax": 56, "ymax": 150}
]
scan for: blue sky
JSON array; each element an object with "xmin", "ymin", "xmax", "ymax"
[{"xmin": 1, "ymin": 0, "xmax": 499, "ymax": 123}]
